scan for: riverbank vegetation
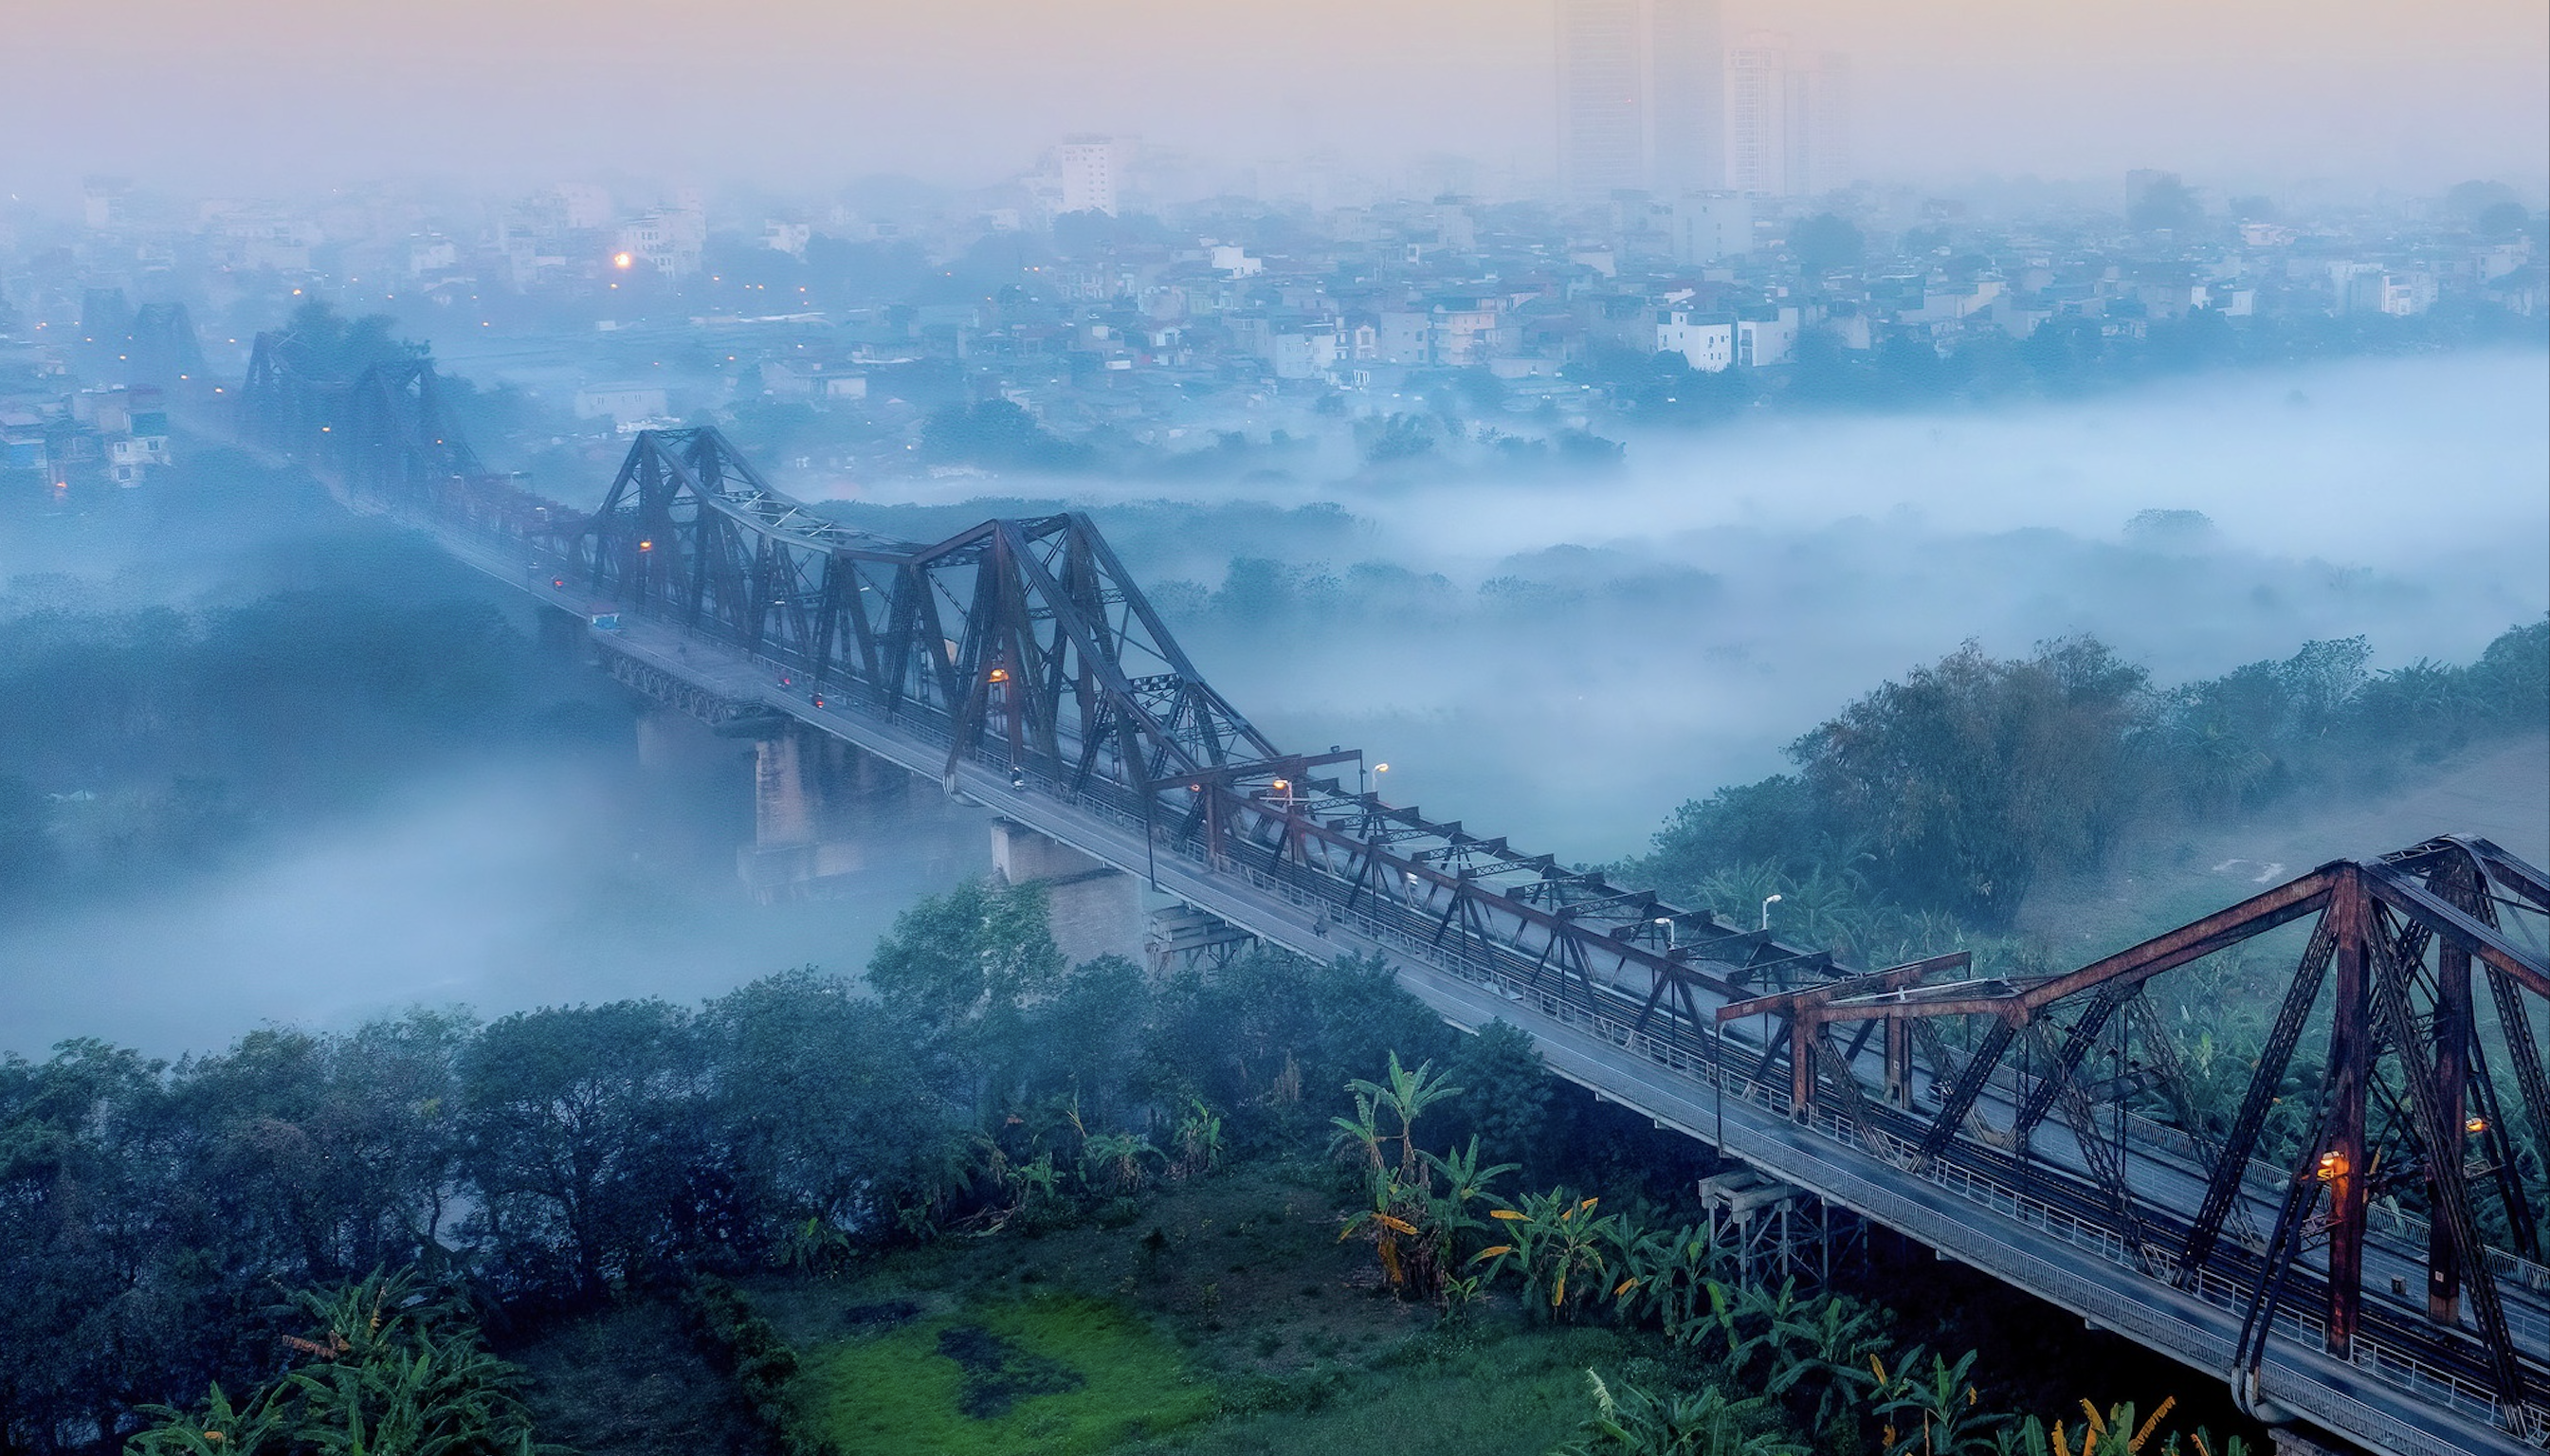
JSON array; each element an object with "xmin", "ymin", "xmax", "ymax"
[
  {"xmin": 4, "ymin": 876, "xmax": 2268, "ymax": 1455},
  {"xmin": 1615, "ymin": 617, "xmax": 2548, "ymax": 946}
]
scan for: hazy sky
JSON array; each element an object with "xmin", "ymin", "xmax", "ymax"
[{"xmin": 6, "ymin": 0, "xmax": 2543, "ymax": 204}]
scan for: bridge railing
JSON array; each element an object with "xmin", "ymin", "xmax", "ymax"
[
  {"xmin": 354, "ymin": 472, "xmax": 2542, "ymax": 1448},
  {"xmin": 1069, "ymin": 781, "xmax": 2540, "ymax": 1442}
]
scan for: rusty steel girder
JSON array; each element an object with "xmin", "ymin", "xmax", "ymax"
[
  {"xmin": 1719, "ymin": 843, "xmax": 2549, "ymax": 1423},
  {"xmin": 241, "ymin": 338, "xmax": 2550, "ymax": 1443}
]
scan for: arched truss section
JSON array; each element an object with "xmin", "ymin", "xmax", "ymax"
[
  {"xmin": 234, "ymin": 336, "xmax": 2550, "ymax": 1447},
  {"xmin": 1721, "ymin": 835, "xmax": 2550, "ymax": 1426},
  {"xmin": 569, "ymin": 427, "xmax": 1283, "ymax": 789}
]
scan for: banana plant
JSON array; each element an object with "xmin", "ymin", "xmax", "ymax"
[
  {"xmin": 1994, "ymin": 1398, "xmax": 2249, "ymax": 1456},
  {"xmin": 130, "ymin": 1270, "xmax": 552, "ymax": 1455},
  {"xmin": 1474, "ymin": 1189, "xmax": 1618, "ymax": 1320},
  {"xmin": 1767, "ymin": 1294, "xmax": 1887, "ymax": 1435},
  {"xmin": 1650, "ymin": 1226, "xmax": 1732, "ymax": 1348},
  {"xmin": 779, "ymin": 1214, "xmax": 855, "ymax": 1275},
  {"xmin": 1423, "ymin": 1136, "xmax": 1520, "ymax": 1243},
  {"xmin": 1557, "ymin": 1369, "xmax": 1811, "ymax": 1456},
  {"xmin": 1338, "ymin": 1177, "xmax": 1433, "ymax": 1295},
  {"xmin": 127, "ymin": 1384, "xmax": 285, "ymax": 1455},
  {"xmin": 1343, "ymin": 1051, "xmax": 1464, "ymax": 1186},
  {"xmin": 1079, "ymin": 1131, "xmax": 1161, "ymax": 1194},
  {"xmin": 1170, "ymin": 1097, "xmax": 1224, "ymax": 1179},
  {"xmin": 1877, "ymin": 1347, "xmax": 2003, "ymax": 1456},
  {"xmin": 1721, "ymin": 1279, "xmax": 1815, "ymax": 1385}
]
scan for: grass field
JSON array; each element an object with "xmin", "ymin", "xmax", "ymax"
[
  {"xmin": 795, "ymin": 1292, "xmax": 1217, "ymax": 1455},
  {"xmin": 513, "ymin": 1156, "xmax": 2266, "ymax": 1456},
  {"xmin": 747, "ymin": 1161, "xmax": 1633, "ymax": 1456}
]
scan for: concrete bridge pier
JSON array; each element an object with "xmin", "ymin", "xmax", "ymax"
[
  {"xmin": 737, "ymin": 723, "xmax": 910, "ymax": 901},
  {"xmin": 991, "ymin": 818, "xmax": 1146, "ymax": 968}
]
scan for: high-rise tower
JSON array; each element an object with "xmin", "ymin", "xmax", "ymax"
[
  {"xmin": 1557, "ymin": 1, "xmax": 1726, "ymax": 205},
  {"xmin": 1724, "ymin": 31, "xmax": 1849, "ymax": 197},
  {"xmin": 1557, "ymin": 0, "xmax": 1648, "ymax": 207},
  {"xmin": 1650, "ymin": 0, "xmax": 1725, "ymax": 194}
]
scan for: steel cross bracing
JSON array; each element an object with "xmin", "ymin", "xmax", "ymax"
[{"xmin": 238, "ymin": 342, "xmax": 2550, "ymax": 1454}]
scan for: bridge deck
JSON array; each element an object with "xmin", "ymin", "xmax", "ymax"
[
  {"xmin": 242, "ymin": 405, "xmax": 2546, "ymax": 1456},
  {"xmin": 564, "ymin": 589, "xmax": 2541, "ymax": 1456}
]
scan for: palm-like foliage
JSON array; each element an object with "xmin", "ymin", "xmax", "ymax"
[
  {"xmin": 1719, "ymin": 1279, "xmax": 1817, "ymax": 1385},
  {"xmin": 1079, "ymin": 1131, "xmax": 1161, "ymax": 1195},
  {"xmin": 1473, "ymin": 1189, "xmax": 1618, "ymax": 1319},
  {"xmin": 1422, "ymin": 1137, "xmax": 1517, "ymax": 1236},
  {"xmin": 1993, "ymin": 1398, "xmax": 2251, "ymax": 1456},
  {"xmin": 778, "ymin": 1213, "xmax": 855, "ymax": 1275},
  {"xmin": 128, "ymin": 1385, "xmax": 285, "ymax": 1456},
  {"xmin": 1170, "ymin": 1098, "xmax": 1224, "ymax": 1179},
  {"xmin": 1771, "ymin": 1294, "xmax": 1888, "ymax": 1434},
  {"xmin": 1330, "ymin": 1060, "xmax": 1503, "ymax": 1303},
  {"xmin": 1331, "ymin": 1051, "xmax": 1463, "ymax": 1190},
  {"xmin": 1877, "ymin": 1347, "xmax": 2003, "ymax": 1456},
  {"xmin": 127, "ymin": 1270, "xmax": 551, "ymax": 1456},
  {"xmin": 1558, "ymin": 1370, "xmax": 1809, "ymax": 1456},
  {"xmin": 1616, "ymin": 1223, "xmax": 1727, "ymax": 1347}
]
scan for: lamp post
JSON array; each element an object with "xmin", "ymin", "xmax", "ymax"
[
  {"xmin": 1653, "ymin": 916, "xmax": 1676, "ymax": 953},
  {"xmin": 1760, "ymin": 893, "xmax": 1782, "ymax": 932},
  {"xmin": 1371, "ymin": 761, "xmax": 1390, "ymax": 800}
]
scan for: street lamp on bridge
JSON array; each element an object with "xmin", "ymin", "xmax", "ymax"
[{"xmin": 1760, "ymin": 893, "xmax": 1781, "ymax": 932}]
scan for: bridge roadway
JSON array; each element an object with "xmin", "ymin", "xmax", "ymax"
[{"xmin": 413, "ymin": 508, "xmax": 2540, "ymax": 1455}]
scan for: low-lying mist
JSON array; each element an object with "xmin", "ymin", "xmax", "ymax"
[
  {"xmin": 3, "ymin": 349, "xmax": 2539, "ymax": 1058},
  {"xmin": 835, "ymin": 350, "xmax": 2549, "ymax": 860},
  {"xmin": 0, "ymin": 753, "xmax": 987, "ymax": 1060}
]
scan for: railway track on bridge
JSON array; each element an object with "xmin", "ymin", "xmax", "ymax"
[{"xmin": 234, "ymin": 333, "xmax": 2550, "ymax": 1454}]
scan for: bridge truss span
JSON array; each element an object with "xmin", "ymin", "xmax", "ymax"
[{"xmin": 237, "ymin": 336, "xmax": 2550, "ymax": 1454}]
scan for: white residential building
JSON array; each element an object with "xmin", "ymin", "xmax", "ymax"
[
  {"xmin": 1735, "ymin": 307, "xmax": 1800, "ymax": 366},
  {"xmin": 1210, "ymin": 244, "xmax": 1264, "ymax": 277},
  {"xmin": 617, "ymin": 208, "xmax": 704, "ymax": 277},
  {"xmin": 763, "ymin": 221, "xmax": 811, "ymax": 258},
  {"xmin": 1061, "ymin": 136, "xmax": 1127, "ymax": 216},
  {"xmin": 1657, "ymin": 309, "xmax": 1735, "ymax": 371}
]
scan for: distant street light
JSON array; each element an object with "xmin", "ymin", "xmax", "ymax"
[
  {"xmin": 1760, "ymin": 893, "xmax": 1782, "ymax": 932},
  {"xmin": 1654, "ymin": 916, "xmax": 1675, "ymax": 952}
]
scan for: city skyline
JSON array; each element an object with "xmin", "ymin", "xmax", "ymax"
[{"xmin": 0, "ymin": 0, "xmax": 2542, "ymax": 204}]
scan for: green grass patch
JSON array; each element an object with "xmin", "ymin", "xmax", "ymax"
[
  {"xmin": 1130, "ymin": 1323, "xmax": 1633, "ymax": 1456},
  {"xmin": 798, "ymin": 1292, "xmax": 1215, "ymax": 1455}
]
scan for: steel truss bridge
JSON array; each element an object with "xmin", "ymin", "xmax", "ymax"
[{"xmin": 240, "ymin": 332, "xmax": 2550, "ymax": 1454}]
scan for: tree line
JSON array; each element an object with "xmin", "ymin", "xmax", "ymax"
[
  {"xmin": 1619, "ymin": 619, "xmax": 2548, "ymax": 938},
  {"xmin": 0, "ymin": 876, "xmax": 1687, "ymax": 1452},
  {"xmin": 0, "ymin": 553, "xmax": 623, "ymax": 902},
  {"xmin": 7, "ymin": 864, "xmax": 2303, "ymax": 1453}
]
